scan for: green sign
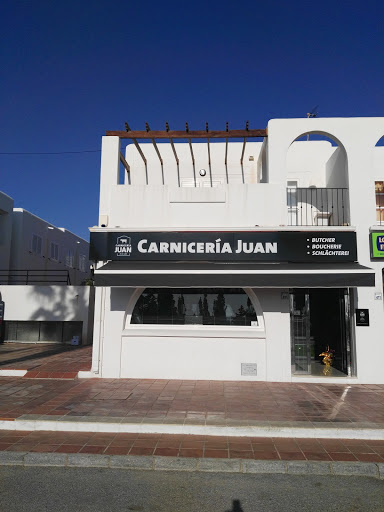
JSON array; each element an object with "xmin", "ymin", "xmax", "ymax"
[{"xmin": 371, "ymin": 233, "xmax": 384, "ymax": 258}]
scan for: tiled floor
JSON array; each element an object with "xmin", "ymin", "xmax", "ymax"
[
  {"xmin": 0, "ymin": 343, "xmax": 91, "ymax": 375},
  {"xmin": 0, "ymin": 430, "xmax": 383, "ymax": 462},
  {"xmin": 0, "ymin": 377, "xmax": 384, "ymax": 426}
]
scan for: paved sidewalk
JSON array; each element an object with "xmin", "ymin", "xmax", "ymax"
[
  {"xmin": 0, "ymin": 343, "xmax": 91, "ymax": 377},
  {"xmin": 1, "ymin": 429, "xmax": 384, "ymax": 462},
  {"xmin": 1, "ymin": 343, "xmax": 384, "ymax": 466},
  {"xmin": 1, "ymin": 377, "xmax": 384, "ymax": 434}
]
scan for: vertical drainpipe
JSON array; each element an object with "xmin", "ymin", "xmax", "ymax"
[{"xmin": 91, "ymin": 283, "xmax": 106, "ymax": 375}]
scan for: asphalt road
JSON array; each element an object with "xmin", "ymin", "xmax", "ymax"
[{"xmin": 0, "ymin": 466, "xmax": 383, "ymax": 512}]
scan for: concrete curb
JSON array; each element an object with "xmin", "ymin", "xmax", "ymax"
[
  {"xmin": 1, "ymin": 418, "xmax": 384, "ymax": 440},
  {"xmin": 0, "ymin": 369, "xmax": 27, "ymax": 377},
  {"xmin": 0, "ymin": 451, "xmax": 383, "ymax": 479}
]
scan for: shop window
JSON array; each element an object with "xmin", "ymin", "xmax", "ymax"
[
  {"xmin": 375, "ymin": 181, "xmax": 384, "ymax": 224},
  {"xmin": 131, "ymin": 288, "xmax": 258, "ymax": 326}
]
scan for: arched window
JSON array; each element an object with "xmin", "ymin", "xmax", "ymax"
[{"xmin": 131, "ymin": 288, "xmax": 258, "ymax": 326}]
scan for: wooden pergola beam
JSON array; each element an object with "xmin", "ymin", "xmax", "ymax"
[
  {"xmin": 119, "ymin": 152, "xmax": 130, "ymax": 172},
  {"xmin": 240, "ymin": 121, "xmax": 249, "ymax": 165},
  {"xmin": 188, "ymin": 138, "xmax": 195, "ymax": 166},
  {"xmin": 169, "ymin": 138, "xmax": 179, "ymax": 165},
  {"xmin": 131, "ymin": 139, "xmax": 147, "ymax": 165},
  {"xmin": 145, "ymin": 122, "xmax": 163, "ymax": 166},
  {"xmin": 225, "ymin": 121, "xmax": 229, "ymax": 167},
  {"xmin": 106, "ymin": 129, "xmax": 267, "ymax": 139},
  {"xmin": 240, "ymin": 138, "xmax": 247, "ymax": 165},
  {"xmin": 124, "ymin": 122, "xmax": 147, "ymax": 165}
]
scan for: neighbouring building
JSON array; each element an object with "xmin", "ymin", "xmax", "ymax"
[
  {"xmin": 89, "ymin": 117, "xmax": 384, "ymax": 383},
  {"xmin": 0, "ymin": 191, "xmax": 94, "ymax": 344}
]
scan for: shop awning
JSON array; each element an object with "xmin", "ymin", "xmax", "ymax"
[{"xmin": 94, "ymin": 261, "xmax": 375, "ymax": 288}]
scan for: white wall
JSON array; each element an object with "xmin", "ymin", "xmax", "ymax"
[
  {"xmin": 286, "ymin": 141, "xmax": 336, "ymax": 188},
  {"xmin": 325, "ymin": 147, "xmax": 348, "ymax": 188},
  {"xmin": 373, "ymin": 146, "xmax": 384, "ymax": 179},
  {"xmin": 285, "ymin": 140, "xmax": 348, "ymax": 190},
  {"xmin": 120, "ymin": 336, "xmax": 266, "ymax": 380},
  {"xmin": 0, "ymin": 285, "xmax": 94, "ymax": 344},
  {"xmin": 259, "ymin": 289, "xmax": 292, "ymax": 382},
  {"xmin": 104, "ymin": 184, "xmax": 285, "ymax": 229},
  {"xmin": 97, "ymin": 139, "xmax": 284, "ymax": 230},
  {"xmin": 92, "ymin": 286, "xmax": 294, "ymax": 381}
]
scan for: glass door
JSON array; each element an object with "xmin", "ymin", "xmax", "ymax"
[
  {"xmin": 338, "ymin": 288, "xmax": 352, "ymax": 376},
  {"xmin": 290, "ymin": 290, "xmax": 311, "ymax": 374}
]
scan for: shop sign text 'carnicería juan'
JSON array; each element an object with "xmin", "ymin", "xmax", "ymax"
[{"xmin": 90, "ymin": 231, "xmax": 357, "ymax": 262}]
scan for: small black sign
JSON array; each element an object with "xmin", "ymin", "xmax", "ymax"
[
  {"xmin": 356, "ymin": 309, "xmax": 369, "ymax": 326},
  {"xmin": 90, "ymin": 231, "xmax": 358, "ymax": 263},
  {"xmin": 0, "ymin": 301, "xmax": 4, "ymax": 323}
]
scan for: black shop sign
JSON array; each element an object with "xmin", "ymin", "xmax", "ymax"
[
  {"xmin": 356, "ymin": 309, "xmax": 369, "ymax": 326},
  {"xmin": 90, "ymin": 231, "xmax": 357, "ymax": 262}
]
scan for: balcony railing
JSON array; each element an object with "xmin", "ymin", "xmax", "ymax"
[
  {"xmin": 287, "ymin": 188, "xmax": 349, "ymax": 226},
  {"xmin": 0, "ymin": 270, "xmax": 71, "ymax": 285}
]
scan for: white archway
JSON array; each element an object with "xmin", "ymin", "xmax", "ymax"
[
  {"xmin": 285, "ymin": 130, "xmax": 349, "ymax": 227},
  {"xmin": 123, "ymin": 287, "xmax": 145, "ymax": 330}
]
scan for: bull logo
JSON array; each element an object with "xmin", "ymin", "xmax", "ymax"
[{"xmin": 114, "ymin": 236, "xmax": 132, "ymax": 257}]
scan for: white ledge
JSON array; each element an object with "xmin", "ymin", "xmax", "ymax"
[{"xmin": 122, "ymin": 325, "xmax": 266, "ymax": 339}]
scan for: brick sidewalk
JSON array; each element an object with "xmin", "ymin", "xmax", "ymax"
[
  {"xmin": 1, "ymin": 377, "xmax": 384, "ymax": 426},
  {"xmin": 0, "ymin": 343, "xmax": 91, "ymax": 376},
  {"xmin": 0, "ymin": 430, "xmax": 384, "ymax": 462},
  {"xmin": 1, "ymin": 343, "xmax": 384, "ymax": 463}
]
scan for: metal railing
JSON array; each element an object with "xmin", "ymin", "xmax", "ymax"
[
  {"xmin": 0, "ymin": 270, "xmax": 71, "ymax": 285},
  {"xmin": 287, "ymin": 187, "xmax": 349, "ymax": 226}
]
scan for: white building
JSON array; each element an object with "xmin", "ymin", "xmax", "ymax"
[
  {"xmin": 9, "ymin": 208, "xmax": 89, "ymax": 286},
  {"xmin": 0, "ymin": 192, "xmax": 13, "ymax": 271},
  {"xmin": 89, "ymin": 118, "xmax": 384, "ymax": 383},
  {"xmin": 0, "ymin": 191, "xmax": 93, "ymax": 344}
]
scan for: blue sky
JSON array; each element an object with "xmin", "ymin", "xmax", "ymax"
[{"xmin": 1, "ymin": 0, "xmax": 383, "ymax": 240}]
